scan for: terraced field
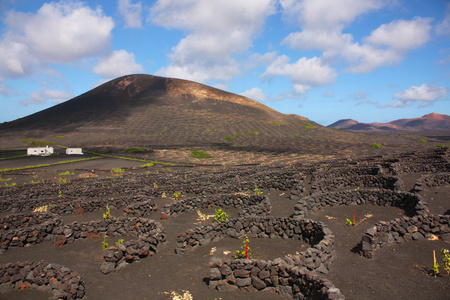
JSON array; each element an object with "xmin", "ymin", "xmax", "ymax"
[{"xmin": 0, "ymin": 147, "xmax": 448, "ymax": 299}]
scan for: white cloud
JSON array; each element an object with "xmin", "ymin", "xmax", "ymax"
[
  {"xmin": 20, "ymin": 87, "xmax": 74, "ymax": 106},
  {"xmin": 262, "ymin": 55, "xmax": 337, "ymax": 94},
  {"xmin": 5, "ymin": 2, "xmax": 114, "ymax": 63},
  {"xmin": 280, "ymin": 0, "xmax": 432, "ymax": 73},
  {"xmin": 0, "ymin": 1, "xmax": 114, "ymax": 81},
  {"xmin": 93, "ymin": 50, "xmax": 145, "ymax": 79},
  {"xmin": 436, "ymin": 3, "xmax": 450, "ymax": 36},
  {"xmin": 150, "ymin": 0, "xmax": 276, "ymax": 83},
  {"xmin": 280, "ymin": 0, "xmax": 384, "ymax": 30},
  {"xmin": 365, "ymin": 17, "xmax": 432, "ymax": 50},
  {"xmin": 118, "ymin": 0, "xmax": 142, "ymax": 28},
  {"xmin": 394, "ymin": 84, "xmax": 447, "ymax": 102},
  {"xmin": 240, "ymin": 87, "xmax": 268, "ymax": 102}
]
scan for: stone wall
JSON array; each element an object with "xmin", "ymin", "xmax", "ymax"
[
  {"xmin": 293, "ymin": 189, "xmax": 428, "ymax": 220},
  {"xmin": 360, "ymin": 213, "xmax": 450, "ymax": 258},
  {"xmin": 0, "ymin": 261, "xmax": 86, "ymax": 299},
  {"xmin": 161, "ymin": 194, "xmax": 268, "ymax": 217},
  {"xmin": 412, "ymin": 172, "xmax": 450, "ymax": 192},
  {"xmin": 0, "ymin": 215, "xmax": 165, "ymax": 253},
  {"xmin": 310, "ymin": 175, "xmax": 403, "ymax": 194},
  {"xmin": 209, "ymin": 258, "xmax": 344, "ymax": 299}
]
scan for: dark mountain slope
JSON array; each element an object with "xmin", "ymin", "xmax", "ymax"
[{"xmin": 0, "ymin": 74, "xmax": 422, "ymax": 155}]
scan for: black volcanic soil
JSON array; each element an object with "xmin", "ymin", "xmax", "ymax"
[{"xmin": 0, "ymin": 147, "xmax": 449, "ymax": 300}]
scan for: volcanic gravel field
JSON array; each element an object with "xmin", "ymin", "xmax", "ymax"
[{"xmin": 0, "ymin": 147, "xmax": 449, "ymax": 300}]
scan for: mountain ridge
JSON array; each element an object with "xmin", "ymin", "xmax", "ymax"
[{"xmin": 328, "ymin": 113, "xmax": 450, "ymax": 132}]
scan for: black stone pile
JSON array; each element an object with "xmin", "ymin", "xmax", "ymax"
[{"xmin": 0, "ymin": 262, "xmax": 86, "ymax": 300}]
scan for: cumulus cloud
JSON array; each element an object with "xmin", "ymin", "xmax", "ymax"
[
  {"xmin": 118, "ymin": 0, "xmax": 142, "ymax": 28},
  {"xmin": 394, "ymin": 84, "xmax": 447, "ymax": 101},
  {"xmin": 240, "ymin": 87, "xmax": 268, "ymax": 102},
  {"xmin": 150, "ymin": 0, "xmax": 276, "ymax": 83},
  {"xmin": 93, "ymin": 50, "xmax": 145, "ymax": 79},
  {"xmin": 19, "ymin": 88, "xmax": 74, "ymax": 106},
  {"xmin": 0, "ymin": 1, "xmax": 114, "ymax": 80},
  {"xmin": 280, "ymin": 0, "xmax": 432, "ymax": 73},
  {"xmin": 262, "ymin": 55, "xmax": 337, "ymax": 94}
]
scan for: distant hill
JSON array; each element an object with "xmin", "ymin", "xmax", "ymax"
[
  {"xmin": 0, "ymin": 74, "xmax": 435, "ymax": 155},
  {"xmin": 328, "ymin": 113, "xmax": 450, "ymax": 132},
  {"xmin": 0, "ymin": 74, "xmax": 347, "ymax": 152}
]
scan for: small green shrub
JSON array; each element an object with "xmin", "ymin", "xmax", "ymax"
[
  {"xmin": 54, "ymin": 136, "xmax": 64, "ymax": 139},
  {"xmin": 305, "ymin": 123, "xmax": 315, "ymax": 129},
  {"xmin": 235, "ymin": 133, "xmax": 243, "ymax": 136},
  {"xmin": 124, "ymin": 147, "xmax": 146, "ymax": 153},
  {"xmin": 370, "ymin": 143, "xmax": 383, "ymax": 149},
  {"xmin": 111, "ymin": 168, "xmax": 125, "ymax": 173},
  {"xmin": 416, "ymin": 139, "xmax": 428, "ymax": 143},
  {"xmin": 357, "ymin": 133, "xmax": 366, "ymax": 136},
  {"xmin": 293, "ymin": 135, "xmax": 302, "ymax": 138},
  {"xmin": 248, "ymin": 132, "xmax": 256, "ymax": 136},
  {"xmin": 436, "ymin": 144, "xmax": 449, "ymax": 148},
  {"xmin": 103, "ymin": 205, "xmax": 111, "ymax": 219},
  {"xmin": 273, "ymin": 122, "xmax": 288, "ymax": 126},
  {"xmin": 189, "ymin": 150, "xmax": 212, "ymax": 159},
  {"xmin": 115, "ymin": 239, "xmax": 124, "ymax": 245},
  {"xmin": 254, "ymin": 130, "xmax": 260, "ymax": 133},
  {"xmin": 234, "ymin": 236, "xmax": 252, "ymax": 259},
  {"xmin": 59, "ymin": 171, "xmax": 74, "ymax": 175},
  {"xmin": 223, "ymin": 135, "xmax": 236, "ymax": 140},
  {"xmin": 214, "ymin": 209, "xmax": 229, "ymax": 222}
]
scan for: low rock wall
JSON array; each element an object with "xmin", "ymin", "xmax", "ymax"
[
  {"xmin": 360, "ymin": 213, "xmax": 450, "ymax": 258},
  {"xmin": 0, "ymin": 215, "xmax": 164, "ymax": 253},
  {"xmin": 0, "ymin": 261, "xmax": 86, "ymax": 299},
  {"xmin": 209, "ymin": 258, "xmax": 344, "ymax": 299},
  {"xmin": 311, "ymin": 165, "xmax": 383, "ymax": 181},
  {"xmin": 412, "ymin": 172, "xmax": 450, "ymax": 192},
  {"xmin": 293, "ymin": 189, "xmax": 427, "ymax": 219},
  {"xmin": 176, "ymin": 217, "xmax": 334, "ymax": 272},
  {"xmin": 310, "ymin": 175, "xmax": 403, "ymax": 194},
  {"xmin": 161, "ymin": 194, "xmax": 267, "ymax": 217}
]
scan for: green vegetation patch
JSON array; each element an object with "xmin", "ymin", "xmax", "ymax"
[
  {"xmin": 189, "ymin": 150, "xmax": 212, "ymax": 159},
  {"xmin": 234, "ymin": 133, "xmax": 243, "ymax": 136},
  {"xmin": 370, "ymin": 143, "xmax": 383, "ymax": 149},
  {"xmin": 124, "ymin": 147, "xmax": 146, "ymax": 153},
  {"xmin": 273, "ymin": 122, "xmax": 288, "ymax": 126},
  {"xmin": 293, "ymin": 135, "xmax": 302, "ymax": 138},
  {"xmin": 223, "ymin": 135, "xmax": 236, "ymax": 141},
  {"xmin": 436, "ymin": 144, "xmax": 449, "ymax": 148},
  {"xmin": 416, "ymin": 139, "xmax": 428, "ymax": 143},
  {"xmin": 0, "ymin": 157, "xmax": 102, "ymax": 173},
  {"xmin": 54, "ymin": 136, "xmax": 64, "ymax": 139},
  {"xmin": 248, "ymin": 132, "xmax": 256, "ymax": 136},
  {"xmin": 357, "ymin": 133, "xmax": 366, "ymax": 136},
  {"xmin": 21, "ymin": 138, "xmax": 54, "ymax": 147},
  {"xmin": 305, "ymin": 123, "xmax": 315, "ymax": 129}
]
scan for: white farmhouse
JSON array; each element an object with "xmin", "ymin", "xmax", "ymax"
[
  {"xmin": 66, "ymin": 148, "xmax": 83, "ymax": 155},
  {"xmin": 27, "ymin": 146, "xmax": 54, "ymax": 156}
]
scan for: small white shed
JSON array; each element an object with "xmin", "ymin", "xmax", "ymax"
[
  {"xmin": 66, "ymin": 148, "xmax": 83, "ymax": 155},
  {"xmin": 27, "ymin": 146, "xmax": 54, "ymax": 156}
]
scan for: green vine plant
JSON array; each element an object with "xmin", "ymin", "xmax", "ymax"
[
  {"xmin": 102, "ymin": 234, "xmax": 109, "ymax": 251},
  {"xmin": 441, "ymin": 248, "xmax": 450, "ymax": 274},
  {"xmin": 234, "ymin": 235, "xmax": 252, "ymax": 259},
  {"xmin": 214, "ymin": 209, "xmax": 229, "ymax": 222},
  {"xmin": 103, "ymin": 205, "xmax": 111, "ymax": 219},
  {"xmin": 345, "ymin": 211, "xmax": 357, "ymax": 226},
  {"xmin": 115, "ymin": 239, "xmax": 124, "ymax": 245},
  {"xmin": 433, "ymin": 250, "xmax": 439, "ymax": 277},
  {"xmin": 254, "ymin": 184, "xmax": 263, "ymax": 195},
  {"xmin": 173, "ymin": 192, "xmax": 181, "ymax": 201}
]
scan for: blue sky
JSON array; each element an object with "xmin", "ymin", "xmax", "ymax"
[{"xmin": 0, "ymin": 0, "xmax": 449, "ymax": 126}]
